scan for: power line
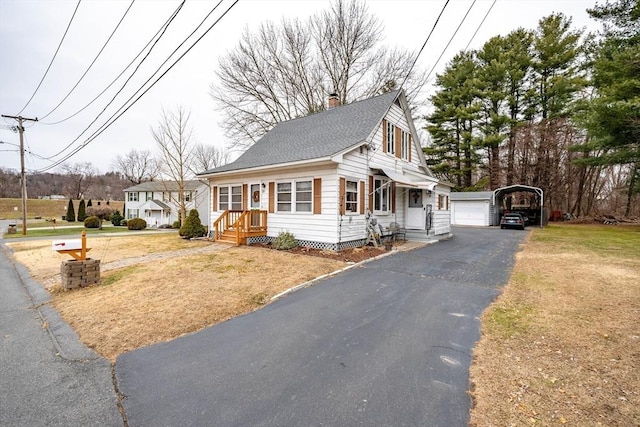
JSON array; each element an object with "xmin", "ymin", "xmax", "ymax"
[
  {"xmin": 39, "ymin": 0, "xmax": 136, "ymax": 120},
  {"xmin": 40, "ymin": 1, "xmax": 186, "ymax": 126},
  {"xmin": 464, "ymin": 0, "xmax": 497, "ymax": 51},
  {"xmin": 398, "ymin": 0, "xmax": 450, "ymax": 91},
  {"xmin": 36, "ymin": 0, "xmax": 240, "ymax": 173},
  {"xmin": 42, "ymin": 1, "xmax": 188, "ymax": 161},
  {"xmin": 423, "ymin": 0, "xmax": 477, "ymax": 84},
  {"xmin": 17, "ymin": 0, "xmax": 82, "ymax": 115}
]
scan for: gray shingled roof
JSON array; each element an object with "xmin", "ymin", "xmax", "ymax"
[
  {"xmin": 124, "ymin": 180, "xmax": 204, "ymax": 192},
  {"xmin": 199, "ymin": 90, "xmax": 401, "ymax": 175}
]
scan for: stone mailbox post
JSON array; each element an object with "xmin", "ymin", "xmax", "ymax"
[{"xmin": 53, "ymin": 231, "xmax": 100, "ymax": 290}]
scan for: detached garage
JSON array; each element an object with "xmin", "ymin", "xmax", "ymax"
[{"xmin": 450, "ymin": 191, "xmax": 496, "ymax": 226}]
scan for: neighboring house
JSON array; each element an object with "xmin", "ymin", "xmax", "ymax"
[
  {"xmin": 123, "ymin": 180, "xmax": 210, "ymax": 227},
  {"xmin": 198, "ymin": 90, "xmax": 452, "ymax": 249}
]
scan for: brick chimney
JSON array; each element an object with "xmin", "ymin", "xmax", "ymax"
[{"xmin": 328, "ymin": 93, "xmax": 340, "ymax": 109}]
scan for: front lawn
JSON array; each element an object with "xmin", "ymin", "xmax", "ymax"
[{"xmin": 470, "ymin": 224, "xmax": 640, "ymax": 425}]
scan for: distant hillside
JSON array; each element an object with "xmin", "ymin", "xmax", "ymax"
[
  {"xmin": 0, "ymin": 168, "xmax": 129, "ymax": 200},
  {"xmin": 0, "ymin": 198, "xmax": 125, "ymax": 220}
]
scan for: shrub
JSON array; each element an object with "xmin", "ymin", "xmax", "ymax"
[
  {"xmin": 66, "ymin": 199, "xmax": 75, "ymax": 222},
  {"xmin": 77, "ymin": 199, "xmax": 87, "ymax": 222},
  {"xmin": 273, "ymin": 231, "xmax": 297, "ymax": 250},
  {"xmin": 179, "ymin": 209, "xmax": 206, "ymax": 239},
  {"xmin": 127, "ymin": 218, "xmax": 147, "ymax": 230},
  {"xmin": 120, "ymin": 219, "xmax": 128, "ymax": 226},
  {"xmin": 87, "ymin": 206, "xmax": 115, "ymax": 230},
  {"xmin": 84, "ymin": 216, "xmax": 100, "ymax": 228},
  {"xmin": 172, "ymin": 220, "xmax": 181, "ymax": 229},
  {"xmin": 111, "ymin": 210, "xmax": 123, "ymax": 226}
]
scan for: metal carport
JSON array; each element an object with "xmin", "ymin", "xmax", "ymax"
[{"xmin": 493, "ymin": 185, "xmax": 545, "ymax": 227}]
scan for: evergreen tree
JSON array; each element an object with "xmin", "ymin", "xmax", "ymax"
[
  {"xmin": 87, "ymin": 199, "xmax": 93, "ymax": 207},
  {"xmin": 66, "ymin": 199, "xmax": 76, "ymax": 222},
  {"xmin": 579, "ymin": 0, "xmax": 640, "ymax": 215},
  {"xmin": 425, "ymin": 52, "xmax": 482, "ymax": 190},
  {"xmin": 179, "ymin": 209, "xmax": 206, "ymax": 239},
  {"xmin": 77, "ymin": 199, "xmax": 87, "ymax": 222}
]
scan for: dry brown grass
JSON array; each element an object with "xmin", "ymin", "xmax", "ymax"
[
  {"xmin": 7, "ymin": 233, "xmax": 211, "ymax": 284},
  {"xmin": 8, "ymin": 236, "xmax": 347, "ymax": 361},
  {"xmin": 470, "ymin": 224, "xmax": 640, "ymax": 426}
]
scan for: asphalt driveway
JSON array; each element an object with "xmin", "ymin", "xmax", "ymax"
[{"xmin": 116, "ymin": 227, "xmax": 526, "ymax": 426}]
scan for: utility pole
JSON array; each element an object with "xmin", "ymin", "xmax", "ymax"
[{"xmin": 1, "ymin": 114, "xmax": 38, "ymax": 235}]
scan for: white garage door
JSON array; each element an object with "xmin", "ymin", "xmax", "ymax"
[{"xmin": 451, "ymin": 201, "xmax": 490, "ymax": 226}]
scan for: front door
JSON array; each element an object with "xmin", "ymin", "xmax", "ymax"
[
  {"xmin": 406, "ymin": 188, "xmax": 425, "ymax": 229},
  {"xmin": 249, "ymin": 183, "xmax": 261, "ymax": 226}
]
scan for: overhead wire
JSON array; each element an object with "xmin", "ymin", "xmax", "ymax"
[
  {"xmin": 41, "ymin": 0, "xmax": 186, "ymax": 126},
  {"xmin": 464, "ymin": 0, "xmax": 497, "ymax": 51},
  {"xmin": 398, "ymin": 0, "xmax": 450, "ymax": 91},
  {"xmin": 39, "ymin": 0, "xmax": 136, "ymax": 120},
  {"xmin": 35, "ymin": 0, "xmax": 240, "ymax": 173},
  {"xmin": 423, "ymin": 0, "xmax": 477, "ymax": 84},
  {"xmin": 42, "ymin": 0, "xmax": 187, "ymax": 160},
  {"xmin": 17, "ymin": 0, "xmax": 82, "ymax": 115}
]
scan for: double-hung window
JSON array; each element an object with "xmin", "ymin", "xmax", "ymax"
[
  {"xmin": 128, "ymin": 192, "xmax": 138, "ymax": 202},
  {"xmin": 373, "ymin": 177, "xmax": 390, "ymax": 213},
  {"xmin": 345, "ymin": 180, "xmax": 358, "ymax": 213},
  {"xmin": 218, "ymin": 185, "xmax": 242, "ymax": 210},
  {"xmin": 386, "ymin": 122, "xmax": 395, "ymax": 154},
  {"xmin": 277, "ymin": 180, "xmax": 312, "ymax": 213},
  {"xmin": 401, "ymin": 130, "xmax": 410, "ymax": 160}
]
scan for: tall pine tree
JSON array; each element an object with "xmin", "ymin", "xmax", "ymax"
[{"xmin": 66, "ymin": 199, "xmax": 75, "ymax": 222}]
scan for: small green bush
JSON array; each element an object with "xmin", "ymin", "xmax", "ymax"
[
  {"xmin": 273, "ymin": 231, "xmax": 297, "ymax": 250},
  {"xmin": 120, "ymin": 219, "xmax": 128, "ymax": 227},
  {"xmin": 179, "ymin": 209, "xmax": 206, "ymax": 239},
  {"xmin": 111, "ymin": 210, "xmax": 123, "ymax": 226},
  {"xmin": 84, "ymin": 216, "xmax": 100, "ymax": 228},
  {"xmin": 127, "ymin": 218, "xmax": 147, "ymax": 230},
  {"xmin": 172, "ymin": 220, "xmax": 181, "ymax": 229}
]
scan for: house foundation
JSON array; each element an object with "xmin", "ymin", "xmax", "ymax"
[{"xmin": 61, "ymin": 259, "xmax": 100, "ymax": 290}]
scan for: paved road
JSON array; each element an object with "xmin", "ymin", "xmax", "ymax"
[
  {"xmin": 0, "ymin": 223, "xmax": 122, "ymax": 426},
  {"xmin": 116, "ymin": 227, "xmax": 526, "ymax": 427}
]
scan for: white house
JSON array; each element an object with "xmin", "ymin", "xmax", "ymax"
[
  {"xmin": 123, "ymin": 180, "xmax": 210, "ymax": 227},
  {"xmin": 198, "ymin": 90, "xmax": 452, "ymax": 250}
]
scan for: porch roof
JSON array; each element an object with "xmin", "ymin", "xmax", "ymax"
[
  {"xmin": 139, "ymin": 200, "xmax": 171, "ymax": 211},
  {"xmin": 372, "ymin": 165, "xmax": 437, "ymax": 190}
]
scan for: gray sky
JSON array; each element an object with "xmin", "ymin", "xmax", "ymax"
[{"xmin": 0, "ymin": 0, "xmax": 600, "ymax": 174}]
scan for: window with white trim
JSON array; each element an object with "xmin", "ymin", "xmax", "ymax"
[
  {"xmin": 218, "ymin": 185, "xmax": 242, "ymax": 210},
  {"xmin": 373, "ymin": 177, "xmax": 390, "ymax": 213},
  {"xmin": 345, "ymin": 180, "xmax": 358, "ymax": 213},
  {"xmin": 277, "ymin": 180, "xmax": 313, "ymax": 213},
  {"xmin": 128, "ymin": 192, "xmax": 138, "ymax": 202},
  {"xmin": 386, "ymin": 122, "xmax": 395, "ymax": 154},
  {"xmin": 127, "ymin": 209, "xmax": 139, "ymax": 219},
  {"xmin": 401, "ymin": 130, "xmax": 410, "ymax": 160}
]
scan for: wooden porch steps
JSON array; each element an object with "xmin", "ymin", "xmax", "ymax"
[{"xmin": 217, "ymin": 230, "xmax": 238, "ymax": 244}]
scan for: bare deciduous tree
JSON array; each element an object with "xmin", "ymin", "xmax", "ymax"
[
  {"xmin": 60, "ymin": 162, "xmax": 96, "ymax": 199},
  {"xmin": 210, "ymin": 0, "xmax": 426, "ymax": 150},
  {"xmin": 111, "ymin": 149, "xmax": 159, "ymax": 184},
  {"xmin": 190, "ymin": 143, "xmax": 229, "ymax": 174},
  {"xmin": 152, "ymin": 106, "xmax": 194, "ymax": 225}
]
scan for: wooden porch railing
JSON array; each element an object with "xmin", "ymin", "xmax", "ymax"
[{"xmin": 212, "ymin": 210, "xmax": 268, "ymax": 245}]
